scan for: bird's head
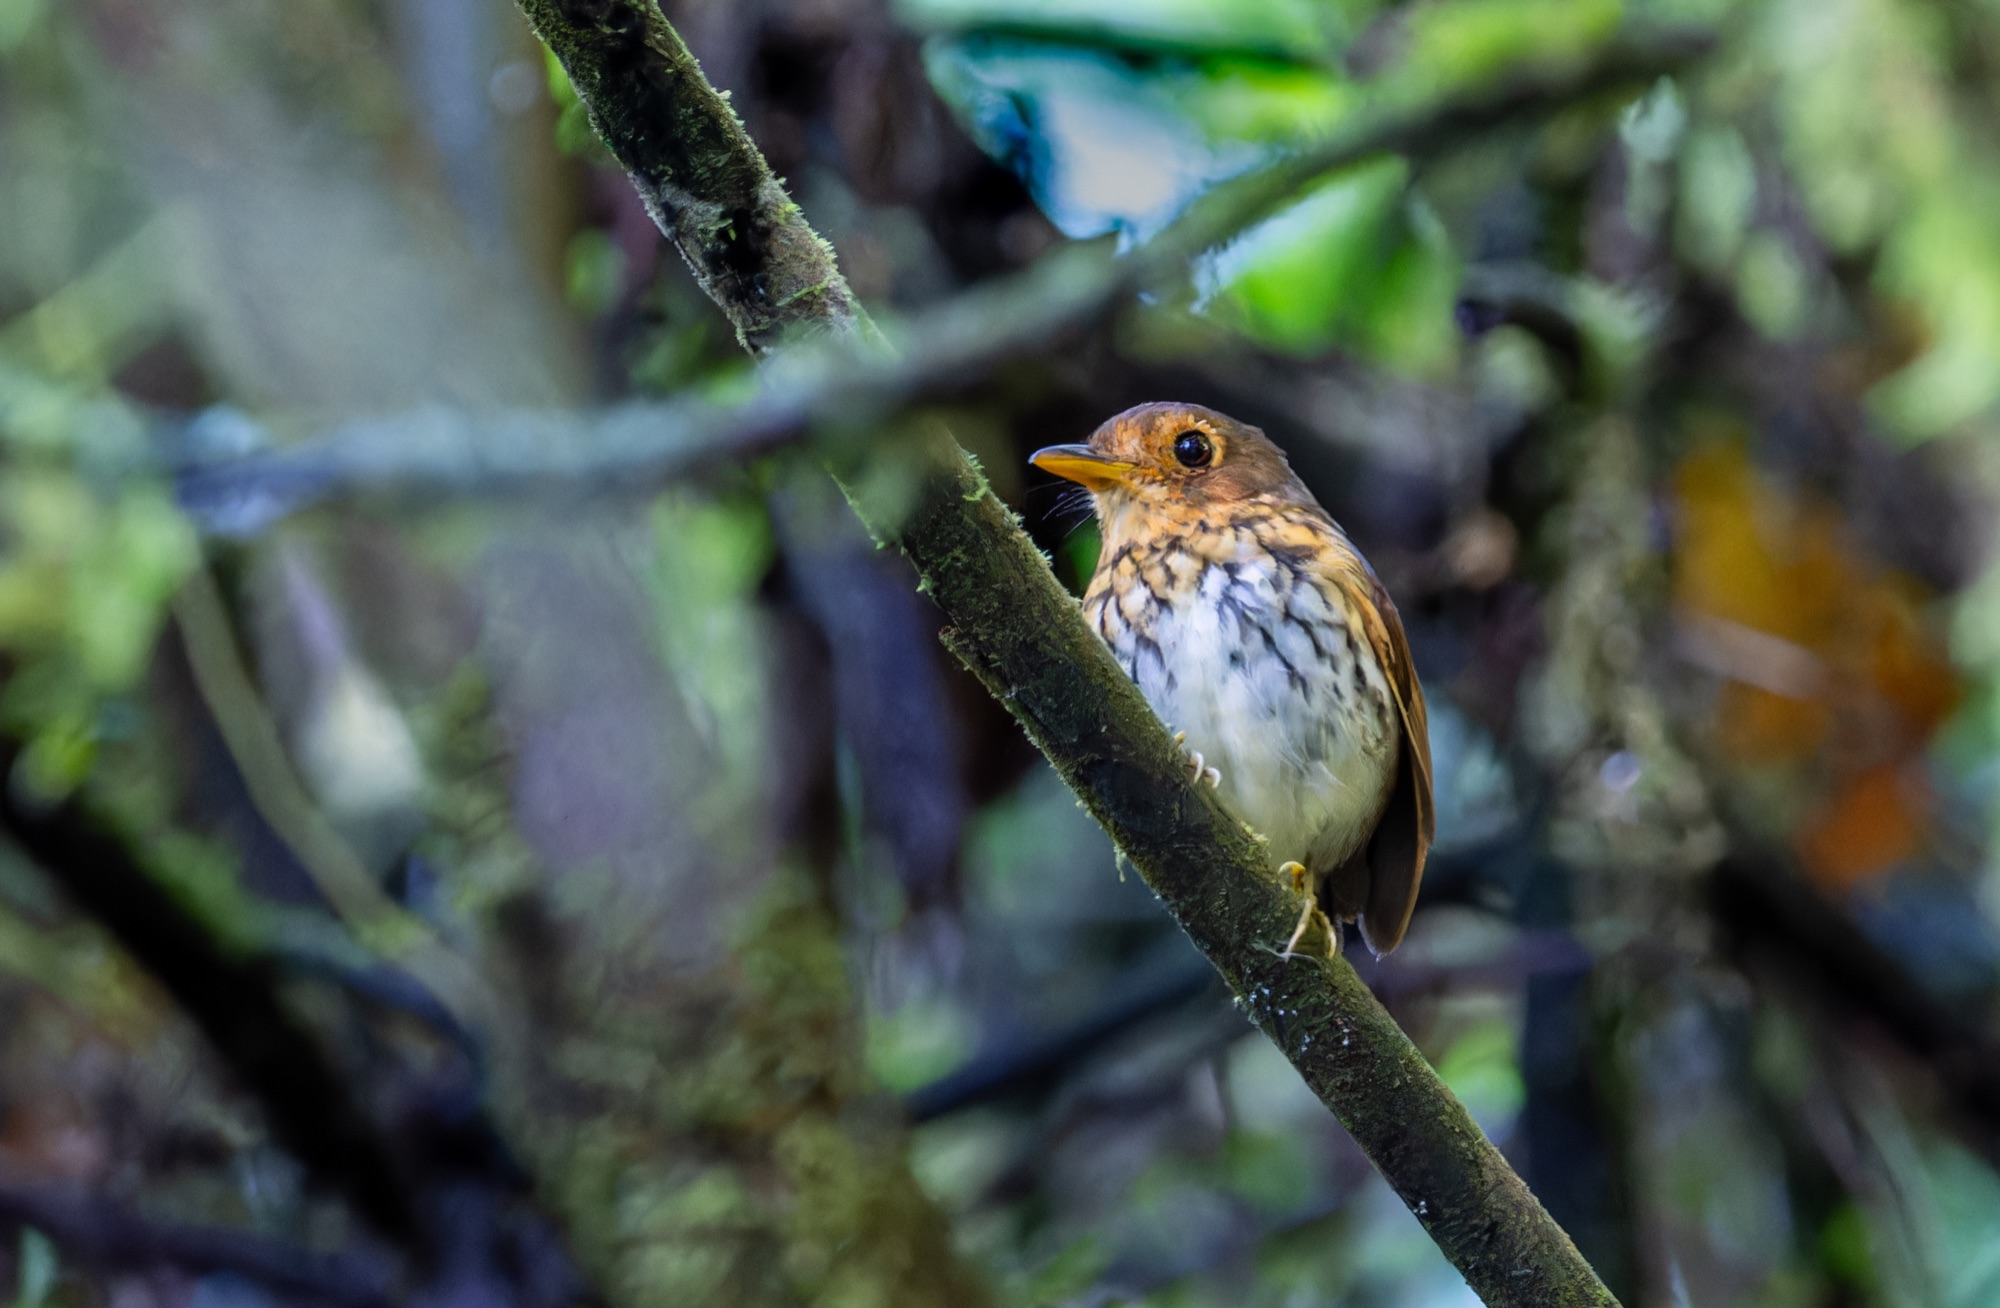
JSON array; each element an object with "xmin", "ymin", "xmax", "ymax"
[{"xmin": 1030, "ymin": 403, "xmax": 1307, "ymax": 533}]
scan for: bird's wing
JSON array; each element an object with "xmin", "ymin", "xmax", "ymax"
[{"xmin": 1326, "ymin": 557, "xmax": 1433, "ymax": 956}]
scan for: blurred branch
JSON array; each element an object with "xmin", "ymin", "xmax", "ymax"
[
  {"xmin": 1710, "ymin": 857, "xmax": 2000, "ymax": 1158},
  {"xmin": 905, "ymin": 924, "xmax": 1589, "ymax": 1121},
  {"xmin": 174, "ymin": 39, "xmax": 1700, "ymax": 535},
  {"xmin": 175, "ymin": 245, "xmax": 1101, "ymax": 532},
  {"xmin": 0, "ymin": 734, "xmax": 422, "ymax": 1247},
  {"xmin": 173, "ymin": 570, "xmax": 414, "ymax": 939},
  {"xmin": 0, "ymin": 1183, "xmax": 396, "ymax": 1308},
  {"xmin": 170, "ymin": 569, "xmax": 494, "ymax": 1032},
  {"xmin": 516, "ymin": 2, "xmax": 1664, "ymax": 1304},
  {"xmin": 906, "ymin": 961, "xmax": 1222, "ymax": 1122}
]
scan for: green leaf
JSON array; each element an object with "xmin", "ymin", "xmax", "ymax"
[
  {"xmin": 896, "ymin": 0, "xmax": 1375, "ymax": 61},
  {"xmin": 1397, "ymin": 0, "xmax": 1624, "ymax": 95},
  {"xmin": 10, "ymin": 1228, "xmax": 54, "ymax": 1308},
  {"xmin": 924, "ymin": 36, "xmax": 1354, "ymax": 238},
  {"xmin": 1677, "ymin": 126, "xmax": 1757, "ymax": 273},
  {"xmin": 1434, "ymin": 1013, "xmax": 1525, "ymax": 1132},
  {"xmin": 1198, "ymin": 156, "xmax": 1460, "ymax": 369}
]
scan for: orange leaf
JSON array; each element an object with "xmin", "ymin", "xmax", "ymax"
[{"xmin": 1793, "ymin": 765, "xmax": 1925, "ymax": 891}]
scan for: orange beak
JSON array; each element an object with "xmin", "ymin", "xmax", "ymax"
[{"xmin": 1029, "ymin": 443, "xmax": 1136, "ymax": 492}]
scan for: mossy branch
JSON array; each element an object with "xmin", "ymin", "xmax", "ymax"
[
  {"xmin": 516, "ymin": 0, "xmax": 868, "ymax": 352},
  {"xmin": 515, "ymin": 1, "xmax": 1636, "ymax": 1302}
]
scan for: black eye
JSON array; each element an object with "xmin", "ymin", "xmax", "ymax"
[{"xmin": 1172, "ymin": 430, "xmax": 1213, "ymax": 469}]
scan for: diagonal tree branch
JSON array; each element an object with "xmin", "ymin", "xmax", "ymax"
[{"xmin": 511, "ymin": 2, "xmax": 1653, "ymax": 1303}]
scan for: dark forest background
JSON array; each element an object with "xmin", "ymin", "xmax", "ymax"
[{"xmin": 4, "ymin": 0, "xmax": 2000, "ymax": 1304}]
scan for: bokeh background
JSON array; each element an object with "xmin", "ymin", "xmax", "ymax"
[{"xmin": 4, "ymin": 0, "xmax": 2000, "ymax": 1304}]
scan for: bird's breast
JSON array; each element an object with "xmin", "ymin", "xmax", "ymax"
[{"xmin": 1086, "ymin": 526, "xmax": 1398, "ymax": 871}]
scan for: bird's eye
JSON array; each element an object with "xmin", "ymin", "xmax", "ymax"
[{"xmin": 1172, "ymin": 430, "xmax": 1213, "ymax": 469}]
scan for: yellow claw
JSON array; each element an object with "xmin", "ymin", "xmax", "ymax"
[{"xmin": 1279, "ymin": 860, "xmax": 1338, "ymax": 960}]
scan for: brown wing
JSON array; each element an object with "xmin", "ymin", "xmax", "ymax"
[{"xmin": 1342, "ymin": 568, "xmax": 1434, "ymax": 957}]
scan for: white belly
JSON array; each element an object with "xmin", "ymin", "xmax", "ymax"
[{"xmin": 1091, "ymin": 543, "xmax": 1397, "ymax": 873}]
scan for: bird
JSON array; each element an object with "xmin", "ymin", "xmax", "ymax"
[{"xmin": 1031, "ymin": 402, "xmax": 1433, "ymax": 958}]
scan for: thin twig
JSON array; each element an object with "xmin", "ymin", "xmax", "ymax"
[
  {"xmin": 0, "ymin": 1181, "xmax": 398, "ymax": 1308},
  {"xmin": 172, "ymin": 570, "xmax": 418, "ymax": 940},
  {"xmin": 169, "ymin": 570, "xmax": 494, "ymax": 1026}
]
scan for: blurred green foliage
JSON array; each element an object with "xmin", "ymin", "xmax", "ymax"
[
  {"xmin": 1201, "ymin": 157, "xmax": 1458, "ymax": 366},
  {"xmin": 917, "ymin": 0, "xmax": 1627, "ymax": 370},
  {"xmin": 8, "ymin": 1228, "xmax": 55, "ymax": 1308}
]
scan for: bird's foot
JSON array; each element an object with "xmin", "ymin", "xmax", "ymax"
[
  {"xmin": 1279, "ymin": 861, "xmax": 1339, "ymax": 960},
  {"xmin": 1171, "ymin": 731, "xmax": 1221, "ymax": 789},
  {"xmin": 1191, "ymin": 751, "xmax": 1221, "ymax": 789}
]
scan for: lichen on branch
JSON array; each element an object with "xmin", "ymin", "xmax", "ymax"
[{"xmin": 517, "ymin": 0, "xmax": 866, "ymax": 352}]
